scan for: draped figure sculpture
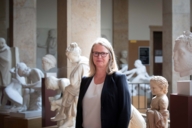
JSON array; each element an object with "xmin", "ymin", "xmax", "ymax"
[
  {"xmin": 146, "ymin": 76, "xmax": 169, "ymax": 128},
  {"xmin": 0, "ymin": 38, "xmax": 12, "ymax": 105},
  {"xmin": 46, "ymin": 42, "xmax": 89, "ymax": 128},
  {"xmin": 1, "ymin": 66, "xmax": 26, "ymax": 112}
]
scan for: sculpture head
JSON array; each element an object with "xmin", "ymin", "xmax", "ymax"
[
  {"xmin": 17, "ymin": 62, "xmax": 30, "ymax": 77},
  {"xmin": 48, "ymin": 29, "xmax": 57, "ymax": 38},
  {"xmin": 134, "ymin": 59, "xmax": 143, "ymax": 68},
  {"xmin": 42, "ymin": 54, "xmax": 56, "ymax": 71},
  {"xmin": 89, "ymin": 37, "xmax": 118, "ymax": 76},
  {"xmin": 173, "ymin": 31, "xmax": 192, "ymax": 77},
  {"xmin": 66, "ymin": 42, "xmax": 81, "ymax": 64},
  {"xmin": 0, "ymin": 38, "xmax": 7, "ymax": 49},
  {"xmin": 150, "ymin": 76, "xmax": 168, "ymax": 95},
  {"xmin": 45, "ymin": 76, "xmax": 59, "ymax": 90},
  {"xmin": 121, "ymin": 50, "xmax": 128, "ymax": 59}
]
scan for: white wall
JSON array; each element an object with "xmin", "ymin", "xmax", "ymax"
[
  {"xmin": 129, "ymin": 0, "xmax": 162, "ymax": 40},
  {"xmin": 37, "ymin": 0, "xmax": 57, "ymax": 28}
]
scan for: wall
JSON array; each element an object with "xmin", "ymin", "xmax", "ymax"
[{"xmin": 129, "ymin": 0, "xmax": 162, "ymax": 40}]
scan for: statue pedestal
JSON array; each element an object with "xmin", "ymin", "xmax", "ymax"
[
  {"xmin": 170, "ymin": 93, "xmax": 192, "ymax": 128},
  {"xmin": 4, "ymin": 116, "xmax": 41, "ymax": 128},
  {"xmin": 177, "ymin": 80, "xmax": 192, "ymax": 96},
  {"xmin": 0, "ymin": 113, "xmax": 9, "ymax": 128},
  {"xmin": 10, "ymin": 110, "xmax": 41, "ymax": 118},
  {"xmin": 42, "ymin": 78, "xmax": 57, "ymax": 127}
]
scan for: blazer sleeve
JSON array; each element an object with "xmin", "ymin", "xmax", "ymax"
[{"xmin": 115, "ymin": 73, "xmax": 131, "ymax": 128}]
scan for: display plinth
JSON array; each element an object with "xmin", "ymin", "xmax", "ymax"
[
  {"xmin": 42, "ymin": 78, "xmax": 57, "ymax": 127},
  {"xmin": 177, "ymin": 80, "xmax": 192, "ymax": 95},
  {"xmin": 0, "ymin": 113, "xmax": 9, "ymax": 128},
  {"xmin": 4, "ymin": 116, "xmax": 41, "ymax": 128},
  {"xmin": 170, "ymin": 93, "xmax": 192, "ymax": 128},
  {"xmin": 10, "ymin": 110, "xmax": 41, "ymax": 118}
]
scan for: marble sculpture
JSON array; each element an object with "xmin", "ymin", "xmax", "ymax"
[
  {"xmin": 173, "ymin": 31, "xmax": 192, "ymax": 77},
  {"xmin": 146, "ymin": 76, "xmax": 169, "ymax": 128},
  {"xmin": 124, "ymin": 59, "xmax": 152, "ymax": 96},
  {"xmin": 42, "ymin": 54, "xmax": 57, "ymax": 72},
  {"xmin": 16, "ymin": 62, "xmax": 44, "ymax": 112},
  {"xmin": 0, "ymin": 37, "xmax": 12, "ymax": 105},
  {"xmin": 0, "ymin": 66, "xmax": 26, "ymax": 112},
  {"xmin": 46, "ymin": 42, "xmax": 89, "ymax": 128}
]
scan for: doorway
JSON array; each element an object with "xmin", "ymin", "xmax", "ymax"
[{"xmin": 153, "ymin": 31, "xmax": 162, "ymax": 75}]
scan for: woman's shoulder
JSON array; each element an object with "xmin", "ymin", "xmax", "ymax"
[{"xmin": 112, "ymin": 71, "xmax": 126, "ymax": 77}]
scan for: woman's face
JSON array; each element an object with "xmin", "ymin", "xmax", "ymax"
[
  {"xmin": 173, "ymin": 42, "xmax": 192, "ymax": 72},
  {"xmin": 66, "ymin": 52, "xmax": 80, "ymax": 63},
  {"xmin": 92, "ymin": 44, "xmax": 110, "ymax": 70}
]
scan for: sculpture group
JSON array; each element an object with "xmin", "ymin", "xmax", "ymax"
[{"xmin": 45, "ymin": 42, "xmax": 89, "ymax": 128}]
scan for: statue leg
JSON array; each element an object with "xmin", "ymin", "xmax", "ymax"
[{"xmin": 17, "ymin": 88, "xmax": 30, "ymax": 112}]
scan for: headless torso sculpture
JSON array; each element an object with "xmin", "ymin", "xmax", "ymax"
[{"xmin": 45, "ymin": 42, "xmax": 89, "ymax": 128}]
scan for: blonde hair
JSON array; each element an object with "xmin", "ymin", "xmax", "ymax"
[
  {"xmin": 150, "ymin": 76, "xmax": 168, "ymax": 94},
  {"xmin": 89, "ymin": 37, "xmax": 118, "ymax": 76}
]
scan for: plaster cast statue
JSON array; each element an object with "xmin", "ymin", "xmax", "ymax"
[
  {"xmin": 146, "ymin": 76, "xmax": 169, "ymax": 128},
  {"xmin": 49, "ymin": 42, "xmax": 89, "ymax": 128},
  {"xmin": 42, "ymin": 54, "xmax": 57, "ymax": 72},
  {"xmin": 119, "ymin": 50, "xmax": 128, "ymax": 70},
  {"xmin": 173, "ymin": 31, "xmax": 192, "ymax": 77},
  {"xmin": 128, "ymin": 105, "xmax": 146, "ymax": 128},
  {"xmin": 38, "ymin": 29, "xmax": 57, "ymax": 56},
  {"xmin": 17, "ymin": 62, "xmax": 44, "ymax": 112},
  {"xmin": 45, "ymin": 76, "xmax": 70, "ymax": 126},
  {"xmin": 124, "ymin": 59, "xmax": 151, "ymax": 96},
  {"xmin": 0, "ymin": 37, "xmax": 12, "ymax": 105},
  {"xmin": 125, "ymin": 59, "xmax": 151, "ymax": 83},
  {"xmin": 1, "ymin": 66, "xmax": 26, "ymax": 112}
]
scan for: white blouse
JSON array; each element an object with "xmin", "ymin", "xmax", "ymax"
[{"xmin": 82, "ymin": 78, "xmax": 104, "ymax": 128}]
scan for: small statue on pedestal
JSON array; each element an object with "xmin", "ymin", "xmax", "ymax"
[{"xmin": 146, "ymin": 76, "xmax": 169, "ymax": 128}]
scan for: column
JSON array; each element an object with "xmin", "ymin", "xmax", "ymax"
[
  {"xmin": 12, "ymin": 0, "xmax": 36, "ymax": 68},
  {"xmin": 57, "ymin": 0, "xmax": 101, "ymax": 78},
  {"xmin": 0, "ymin": 0, "xmax": 7, "ymax": 41},
  {"xmin": 113, "ymin": 0, "xmax": 128, "ymax": 66},
  {"xmin": 163, "ymin": 0, "xmax": 190, "ymax": 95}
]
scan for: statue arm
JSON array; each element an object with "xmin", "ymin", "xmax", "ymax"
[{"xmin": 22, "ymin": 70, "xmax": 43, "ymax": 88}]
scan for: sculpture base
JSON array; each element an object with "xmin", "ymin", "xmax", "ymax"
[
  {"xmin": 4, "ymin": 116, "xmax": 41, "ymax": 128},
  {"xmin": 177, "ymin": 80, "xmax": 192, "ymax": 96},
  {"xmin": 10, "ymin": 110, "xmax": 41, "ymax": 118},
  {"xmin": 170, "ymin": 94, "xmax": 192, "ymax": 128},
  {"xmin": 0, "ymin": 113, "xmax": 9, "ymax": 128},
  {"xmin": 0, "ymin": 105, "xmax": 12, "ymax": 114}
]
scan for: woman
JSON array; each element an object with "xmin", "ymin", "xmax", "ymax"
[{"xmin": 76, "ymin": 37, "xmax": 131, "ymax": 128}]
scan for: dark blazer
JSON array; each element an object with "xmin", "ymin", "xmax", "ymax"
[{"xmin": 76, "ymin": 71, "xmax": 131, "ymax": 128}]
